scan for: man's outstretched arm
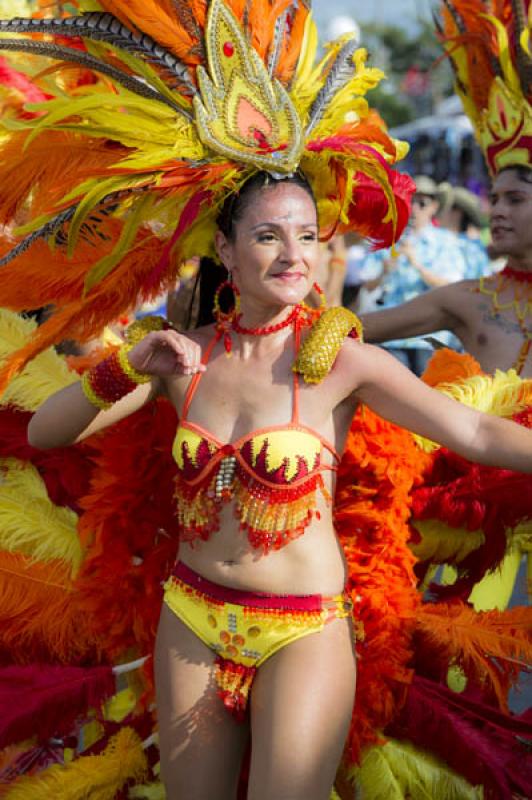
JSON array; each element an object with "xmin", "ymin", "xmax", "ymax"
[{"xmin": 359, "ymin": 283, "xmax": 461, "ymax": 344}]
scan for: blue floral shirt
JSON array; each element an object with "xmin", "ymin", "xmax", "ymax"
[
  {"xmin": 363, "ymin": 225, "xmax": 469, "ymax": 350},
  {"xmin": 457, "ymin": 235, "xmax": 490, "ymax": 280}
]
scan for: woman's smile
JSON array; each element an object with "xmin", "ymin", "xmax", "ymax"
[{"xmin": 271, "ymin": 270, "xmax": 306, "ymax": 282}]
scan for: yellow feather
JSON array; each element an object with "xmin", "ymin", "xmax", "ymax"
[
  {"xmin": 0, "ymin": 310, "xmax": 77, "ymax": 410},
  {"xmin": 66, "ymin": 173, "xmax": 154, "ymax": 258},
  {"xmin": 25, "ymin": 91, "xmax": 186, "ymax": 146},
  {"xmin": 437, "ymin": 370, "xmax": 532, "ymax": 415},
  {"xmin": 292, "ymin": 15, "xmax": 319, "ymax": 90},
  {"xmin": 310, "ymin": 50, "xmax": 385, "ymax": 140},
  {"xmin": 347, "ymin": 739, "xmax": 482, "ymax": 799},
  {"xmin": 129, "ymin": 784, "xmax": 166, "ymax": 800},
  {"xmin": 480, "ymin": 14, "xmax": 521, "ymax": 95},
  {"xmin": 4, "ymin": 727, "xmax": 147, "ymax": 800},
  {"xmin": 415, "ymin": 370, "xmax": 532, "ymax": 452},
  {"xmin": 412, "ymin": 520, "xmax": 485, "ymax": 564},
  {"xmin": 0, "ymin": 458, "xmax": 82, "ymax": 576},
  {"xmin": 84, "ymin": 40, "xmax": 192, "ymax": 112}
]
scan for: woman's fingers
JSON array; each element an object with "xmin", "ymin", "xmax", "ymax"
[{"xmin": 152, "ymin": 330, "xmax": 205, "ymax": 374}]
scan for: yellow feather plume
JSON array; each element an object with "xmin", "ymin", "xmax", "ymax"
[
  {"xmin": 0, "ymin": 310, "xmax": 77, "ymax": 410},
  {"xmin": 4, "ymin": 727, "xmax": 148, "ymax": 800},
  {"xmin": 292, "ymin": 15, "xmax": 319, "ymax": 91},
  {"xmin": 415, "ymin": 370, "xmax": 532, "ymax": 452},
  {"xmin": 346, "ymin": 739, "xmax": 482, "ymax": 799},
  {"xmin": 411, "ymin": 520, "xmax": 485, "ymax": 564},
  {"xmin": 0, "ymin": 458, "xmax": 82, "ymax": 576},
  {"xmin": 436, "ymin": 370, "xmax": 532, "ymax": 417},
  {"xmin": 310, "ymin": 49, "xmax": 385, "ymax": 139}
]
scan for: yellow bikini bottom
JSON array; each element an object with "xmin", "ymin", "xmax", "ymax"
[{"xmin": 163, "ymin": 561, "xmax": 353, "ymax": 719}]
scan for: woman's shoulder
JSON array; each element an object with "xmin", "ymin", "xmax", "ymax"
[
  {"xmin": 335, "ymin": 336, "xmax": 381, "ymax": 369},
  {"xmin": 332, "ymin": 338, "xmax": 392, "ymax": 392}
]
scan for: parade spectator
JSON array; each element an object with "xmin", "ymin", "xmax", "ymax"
[
  {"xmin": 358, "ymin": 175, "xmax": 468, "ymax": 374},
  {"xmin": 439, "ymin": 186, "xmax": 491, "ymax": 278}
]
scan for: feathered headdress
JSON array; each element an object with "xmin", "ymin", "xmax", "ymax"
[
  {"xmin": 437, "ymin": 0, "xmax": 532, "ymax": 176},
  {"xmin": 0, "ymin": 0, "xmax": 413, "ymax": 390}
]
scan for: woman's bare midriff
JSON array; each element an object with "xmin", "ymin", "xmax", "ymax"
[{"xmin": 177, "ymin": 486, "xmax": 348, "ymax": 596}]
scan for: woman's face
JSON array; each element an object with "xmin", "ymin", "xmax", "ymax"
[{"xmin": 215, "ymin": 182, "xmax": 320, "ymax": 308}]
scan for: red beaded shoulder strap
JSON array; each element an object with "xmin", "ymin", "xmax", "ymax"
[{"xmin": 180, "ymin": 328, "xmax": 222, "ymax": 422}]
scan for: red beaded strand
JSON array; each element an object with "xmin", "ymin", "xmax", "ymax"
[
  {"xmin": 501, "ymin": 265, "xmax": 532, "ymax": 284},
  {"xmin": 232, "ymin": 305, "xmax": 301, "ymax": 336}
]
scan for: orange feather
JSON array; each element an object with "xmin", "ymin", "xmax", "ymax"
[
  {"xmin": 421, "ymin": 348, "xmax": 484, "ymax": 387},
  {"xmin": 0, "ymin": 551, "xmax": 95, "ymax": 664},
  {"xmin": 439, "ymin": 1, "xmax": 515, "ymax": 111},
  {"xmin": 0, "ymin": 229, "xmax": 171, "ymax": 396},
  {"xmin": 335, "ymin": 407, "xmax": 432, "ymax": 761},
  {"xmin": 242, "ymin": 0, "xmax": 293, "ymax": 59},
  {"xmin": 97, "ymin": 0, "xmax": 201, "ymax": 65},
  {"xmin": 276, "ymin": 1, "xmax": 310, "ymax": 85},
  {"xmin": 416, "ymin": 602, "xmax": 532, "ymax": 710},
  {"xmin": 0, "ymin": 131, "xmax": 127, "ymax": 224}
]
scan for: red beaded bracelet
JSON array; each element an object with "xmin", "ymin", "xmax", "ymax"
[
  {"xmin": 81, "ymin": 315, "xmax": 171, "ymax": 410},
  {"xmin": 81, "ymin": 346, "xmax": 150, "ymax": 410}
]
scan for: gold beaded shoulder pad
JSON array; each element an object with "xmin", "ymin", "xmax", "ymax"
[{"xmin": 293, "ymin": 307, "xmax": 363, "ymax": 384}]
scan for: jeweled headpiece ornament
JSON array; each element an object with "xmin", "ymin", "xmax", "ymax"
[
  {"xmin": 437, "ymin": 0, "xmax": 532, "ymax": 176},
  {"xmin": 0, "ymin": 0, "xmax": 414, "ymax": 389}
]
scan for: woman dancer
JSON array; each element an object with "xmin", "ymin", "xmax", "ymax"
[{"xmin": 27, "ymin": 170, "xmax": 532, "ymax": 800}]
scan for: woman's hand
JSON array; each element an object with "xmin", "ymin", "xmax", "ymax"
[{"xmin": 127, "ymin": 330, "xmax": 205, "ymax": 377}]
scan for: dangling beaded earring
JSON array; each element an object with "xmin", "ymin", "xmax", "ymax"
[
  {"xmin": 301, "ymin": 281, "xmax": 327, "ymax": 326},
  {"xmin": 213, "ymin": 273, "xmax": 241, "ymax": 354},
  {"xmin": 312, "ymin": 282, "xmax": 327, "ymax": 309}
]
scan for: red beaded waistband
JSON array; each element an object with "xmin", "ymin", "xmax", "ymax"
[{"xmin": 171, "ymin": 561, "xmax": 326, "ymax": 611}]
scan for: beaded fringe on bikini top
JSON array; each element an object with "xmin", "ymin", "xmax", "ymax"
[
  {"xmin": 172, "ymin": 308, "xmax": 362, "ymax": 553},
  {"xmin": 173, "ymin": 428, "xmax": 334, "ymax": 554}
]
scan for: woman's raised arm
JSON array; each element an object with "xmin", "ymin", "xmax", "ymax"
[{"xmin": 341, "ymin": 341, "xmax": 532, "ymax": 474}]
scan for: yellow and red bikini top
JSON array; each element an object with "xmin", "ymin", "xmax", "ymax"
[{"xmin": 173, "ymin": 320, "xmax": 341, "ymax": 554}]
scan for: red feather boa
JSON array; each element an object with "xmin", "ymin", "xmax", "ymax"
[
  {"xmin": 0, "ymin": 406, "xmax": 94, "ymax": 511},
  {"xmin": 335, "ymin": 406, "xmax": 431, "ymax": 761},
  {"xmin": 74, "ymin": 398, "xmax": 179, "ymax": 663}
]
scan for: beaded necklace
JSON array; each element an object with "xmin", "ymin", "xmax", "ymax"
[
  {"xmin": 232, "ymin": 304, "xmax": 302, "ymax": 337},
  {"xmin": 476, "ymin": 266, "xmax": 532, "ymax": 375},
  {"xmin": 229, "ymin": 282, "xmax": 325, "ymax": 343}
]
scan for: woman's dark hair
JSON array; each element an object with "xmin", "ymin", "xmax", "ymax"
[{"xmin": 191, "ymin": 171, "xmax": 316, "ymax": 328}]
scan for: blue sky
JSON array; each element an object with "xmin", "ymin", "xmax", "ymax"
[{"xmin": 313, "ymin": 0, "xmax": 432, "ymax": 34}]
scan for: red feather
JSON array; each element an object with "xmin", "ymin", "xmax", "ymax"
[
  {"xmin": 75, "ymin": 398, "xmax": 179, "ymax": 662},
  {"xmin": 349, "ymin": 169, "xmax": 415, "ymax": 250},
  {"xmin": 0, "ymin": 664, "xmax": 115, "ymax": 750},
  {"xmin": 389, "ymin": 675, "xmax": 532, "ymax": 799},
  {"xmin": 0, "ymin": 407, "xmax": 94, "ymax": 512},
  {"xmin": 412, "ymin": 451, "xmax": 532, "ymax": 600}
]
